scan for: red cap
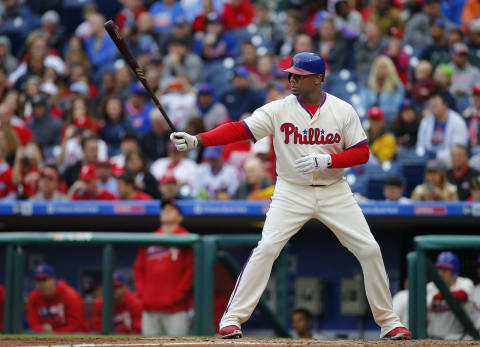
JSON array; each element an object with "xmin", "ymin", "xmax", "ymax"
[
  {"xmin": 390, "ymin": 27, "xmax": 403, "ymax": 38},
  {"xmin": 368, "ymin": 106, "xmax": 384, "ymax": 119},
  {"xmin": 159, "ymin": 174, "xmax": 177, "ymax": 184},
  {"xmin": 79, "ymin": 164, "xmax": 98, "ymax": 181},
  {"xmin": 473, "ymin": 84, "xmax": 480, "ymax": 94}
]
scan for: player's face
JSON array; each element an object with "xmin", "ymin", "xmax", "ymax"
[
  {"xmin": 437, "ymin": 267, "xmax": 455, "ymax": 285},
  {"xmin": 292, "ymin": 313, "xmax": 310, "ymax": 335},
  {"xmin": 113, "ymin": 285, "xmax": 125, "ymax": 303},
  {"xmin": 160, "ymin": 205, "xmax": 183, "ymax": 227},
  {"xmin": 383, "ymin": 185, "xmax": 403, "ymax": 201},
  {"xmin": 289, "ymin": 74, "xmax": 319, "ymax": 97},
  {"xmin": 36, "ymin": 277, "xmax": 56, "ymax": 298}
]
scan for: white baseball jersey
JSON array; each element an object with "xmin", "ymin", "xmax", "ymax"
[
  {"xmin": 243, "ymin": 93, "xmax": 367, "ymax": 186},
  {"xmin": 426, "ymin": 277, "xmax": 474, "ymax": 339},
  {"xmin": 471, "ymin": 285, "xmax": 480, "ymax": 331}
]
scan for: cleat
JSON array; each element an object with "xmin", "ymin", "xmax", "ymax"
[
  {"xmin": 383, "ymin": 326, "xmax": 412, "ymax": 340},
  {"xmin": 220, "ymin": 325, "xmax": 243, "ymax": 339}
]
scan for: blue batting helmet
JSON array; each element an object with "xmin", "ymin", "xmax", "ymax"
[
  {"xmin": 435, "ymin": 251, "xmax": 459, "ymax": 276},
  {"xmin": 283, "ymin": 52, "xmax": 326, "ymax": 77}
]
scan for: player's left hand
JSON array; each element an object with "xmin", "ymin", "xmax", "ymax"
[{"xmin": 293, "ymin": 154, "xmax": 331, "ymax": 174}]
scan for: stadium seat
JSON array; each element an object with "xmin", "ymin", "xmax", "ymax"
[
  {"xmin": 365, "ymin": 161, "xmax": 402, "ymax": 200},
  {"xmin": 345, "ymin": 165, "xmax": 369, "ymax": 196},
  {"xmin": 397, "ymin": 148, "xmax": 431, "ymax": 197}
]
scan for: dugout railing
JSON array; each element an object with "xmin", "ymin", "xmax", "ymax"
[
  {"xmin": 0, "ymin": 232, "xmax": 290, "ymax": 336},
  {"xmin": 408, "ymin": 235, "xmax": 480, "ymax": 340}
]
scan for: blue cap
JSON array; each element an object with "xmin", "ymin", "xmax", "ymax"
[
  {"xmin": 399, "ymin": 98, "xmax": 414, "ymax": 111},
  {"xmin": 283, "ymin": 52, "xmax": 326, "ymax": 76},
  {"xmin": 234, "ymin": 66, "xmax": 250, "ymax": 78},
  {"xmin": 204, "ymin": 146, "xmax": 222, "ymax": 158},
  {"xmin": 113, "ymin": 271, "xmax": 125, "ymax": 286},
  {"xmin": 436, "ymin": 251, "xmax": 459, "ymax": 276},
  {"xmin": 34, "ymin": 264, "xmax": 56, "ymax": 279},
  {"xmin": 197, "ymin": 82, "xmax": 214, "ymax": 95},
  {"xmin": 131, "ymin": 83, "xmax": 147, "ymax": 95}
]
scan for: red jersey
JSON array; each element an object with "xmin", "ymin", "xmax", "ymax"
[
  {"xmin": 0, "ymin": 285, "xmax": 5, "ymax": 332},
  {"xmin": 133, "ymin": 190, "xmax": 152, "ymax": 200},
  {"xmin": 222, "ymin": 0, "xmax": 254, "ymax": 30},
  {"xmin": 72, "ymin": 189, "xmax": 118, "ymax": 201},
  {"xmin": 10, "ymin": 117, "xmax": 33, "ymax": 145},
  {"xmin": 92, "ymin": 289, "xmax": 143, "ymax": 334},
  {"xmin": 134, "ymin": 226, "xmax": 194, "ymax": 313},
  {"xmin": 0, "ymin": 162, "xmax": 14, "ymax": 198},
  {"xmin": 27, "ymin": 279, "xmax": 90, "ymax": 333}
]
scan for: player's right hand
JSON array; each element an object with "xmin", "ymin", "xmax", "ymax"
[{"xmin": 170, "ymin": 132, "xmax": 198, "ymax": 151}]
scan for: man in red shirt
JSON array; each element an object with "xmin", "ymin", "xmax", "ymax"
[
  {"xmin": 92, "ymin": 271, "xmax": 143, "ymax": 334},
  {"xmin": 68, "ymin": 164, "xmax": 117, "ymax": 200},
  {"xmin": 134, "ymin": 200, "xmax": 194, "ymax": 336},
  {"xmin": 117, "ymin": 172, "xmax": 152, "ymax": 200},
  {"xmin": 27, "ymin": 264, "xmax": 89, "ymax": 333}
]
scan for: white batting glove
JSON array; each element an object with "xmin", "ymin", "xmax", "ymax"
[
  {"xmin": 294, "ymin": 154, "xmax": 332, "ymax": 174},
  {"xmin": 170, "ymin": 132, "xmax": 198, "ymax": 151}
]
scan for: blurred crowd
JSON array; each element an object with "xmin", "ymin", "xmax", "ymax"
[{"xmin": 0, "ymin": 0, "xmax": 479, "ymax": 202}]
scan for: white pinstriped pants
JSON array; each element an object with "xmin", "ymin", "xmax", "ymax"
[{"xmin": 220, "ymin": 177, "xmax": 403, "ymax": 337}]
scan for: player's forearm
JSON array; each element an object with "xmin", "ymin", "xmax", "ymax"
[
  {"xmin": 330, "ymin": 143, "xmax": 370, "ymax": 168},
  {"xmin": 197, "ymin": 121, "xmax": 251, "ymax": 147}
]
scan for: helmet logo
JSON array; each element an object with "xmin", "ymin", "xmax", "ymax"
[{"xmin": 293, "ymin": 57, "xmax": 300, "ymax": 67}]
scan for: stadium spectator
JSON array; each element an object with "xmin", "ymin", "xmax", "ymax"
[
  {"xmin": 291, "ymin": 308, "xmax": 322, "ymax": 339},
  {"xmin": 163, "ymin": 37, "xmax": 203, "ymax": 84},
  {"xmin": 110, "ymin": 132, "xmax": 141, "ymax": 176},
  {"xmin": 125, "ymin": 150, "xmax": 160, "ymax": 199},
  {"xmin": 141, "ymin": 109, "xmax": 171, "ymax": 162},
  {"xmin": 100, "ymin": 96, "xmax": 133, "ymax": 157},
  {"xmin": 97, "ymin": 159, "xmax": 118, "ymax": 196},
  {"xmin": 383, "ymin": 175, "xmax": 411, "ymax": 203},
  {"xmin": 427, "ymin": 252, "xmax": 474, "ymax": 339},
  {"xmin": 433, "ymin": 64, "xmax": 457, "ymax": 111},
  {"xmin": 134, "ymin": 200, "xmax": 194, "ymax": 336},
  {"xmin": 234, "ymin": 157, "xmax": 273, "ymax": 200},
  {"xmin": 194, "ymin": 146, "xmax": 239, "ymax": 199},
  {"xmin": 126, "ymin": 83, "xmax": 154, "ymax": 135},
  {"xmin": 27, "ymin": 94, "xmax": 62, "ymax": 155},
  {"xmin": 466, "ymin": 174, "xmax": 480, "ymax": 201},
  {"xmin": 392, "ymin": 99, "xmax": 421, "ymax": 150},
  {"xmin": 278, "ymin": 33, "xmax": 314, "ymax": 71},
  {"xmin": 149, "ymin": 0, "xmax": 186, "ymax": 33},
  {"xmin": 316, "ymin": 18, "xmax": 349, "ymax": 73},
  {"xmin": 368, "ymin": 0, "xmax": 404, "ymax": 36},
  {"xmin": 411, "ymin": 159, "xmax": 458, "ymax": 201},
  {"xmin": 360, "ymin": 56, "xmax": 404, "ymax": 123},
  {"xmin": 193, "ymin": 12, "xmax": 239, "ymax": 61},
  {"xmin": 392, "ymin": 279, "xmax": 408, "ymax": 328},
  {"xmin": 117, "ymin": 171, "xmax": 151, "ymax": 200},
  {"xmin": 220, "ymin": 66, "xmax": 265, "ymax": 122},
  {"xmin": 333, "ymin": 0, "xmax": 363, "ymax": 37},
  {"xmin": 163, "ymin": 16, "xmax": 194, "ymax": 53},
  {"xmin": 467, "ymin": 19, "xmax": 480, "ymax": 68},
  {"xmin": 64, "ymin": 36, "xmax": 91, "ymax": 77},
  {"xmin": 27, "ymin": 264, "xmax": 89, "ymax": 333},
  {"xmin": 83, "ymin": 13, "xmax": 117, "ymax": 73},
  {"xmin": 411, "ymin": 60, "xmax": 436, "ymax": 109},
  {"xmin": 0, "ymin": 36, "xmax": 18, "ymax": 75},
  {"xmin": 446, "ymin": 144, "xmax": 479, "ymax": 200},
  {"xmin": 0, "ymin": 284, "xmax": 4, "ymax": 331},
  {"xmin": 419, "ymin": 18, "xmax": 451, "ymax": 69},
  {"xmin": 159, "ymin": 76, "xmax": 197, "ymax": 130},
  {"xmin": 68, "ymin": 164, "xmax": 117, "ymax": 201},
  {"xmin": 151, "ymin": 142, "xmax": 198, "ymax": 190},
  {"xmin": 463, "ymin": 84, "xmax": 480, "ymax": 151},
  {"xmin": 0, "ymin": 102, "xmax": 33, "ymax": 146},
  {"xmin": 65, "ymin": 96, "xmax": 98, "ymax": 137},
  {"xmin": 92, "ymin": 271, "xmax": 143, "ymax": 334},
  {"xmin": 222, "ymin": 0, "xmax": 254, "ymax": 31},
  {"xmin": 367, "ymin": 106, "xmax": 396, "ymax": 162},
  {"xmin": 417, "ymin": 94, "xmax": 468, "ymax": 164},
  {"xmin": 277, "ymin": 10, "xmax": 302, "ymax": 57},
  {"xmin": 450, "ymin": 43, "xmax": 480, "ymax": 99},
  {"xmin": 12, "ymin": 141, "xmax": 44, "ymax": 199},
  {"xmin": 252, "ymin": 2, "xmax": 283, "ymax": 51},
  {"xmin": 115, "ymin": 0, "xmax": 147, "ymax": 33},
  {"xmin": 187, "ymin": 83, "xmax": 229, "ymax": 131},
  {"xmin": 63, "ymin": 135, "xmax": 103, "ymax": 187},
  {"xmin": 114, "ymin": 64, "xmax": 134, "ymax": 100},
  {"xmin": 39, "ymin": 10, "xmax": 64, "ymax": 53},
  {"xmin": 192, "ymin": 0, "xmax": 217, "ymax": 33},
  {"xmin": 383, "ymin": 28, "xmax": 409, "ymax": 85},
  {"xmin": 354, "ymin": 21, "xmax": 388, "ymax": 84},
  {"xmin": 30, "ymin": 166, "xmax": 66, "ymax": 201}
]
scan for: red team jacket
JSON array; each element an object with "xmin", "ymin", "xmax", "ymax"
[
  {"xmin": 27, "ymin": 279, "xmax": 90, "ymax": 333},
  {"xmin": 134, "ymin": 226, "xmax": 194, "ymax": 313},
  {"xmin": 92, "ymin": 289, "xmax": 143, "ymax": 334},
  {"xmin": 0, "ymin": 285, "xmax": 5, "ymax": 332}
]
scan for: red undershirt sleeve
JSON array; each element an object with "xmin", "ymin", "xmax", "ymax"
[
  {"xmin": 199, "ymin": 121, "xmax": 251, "ymax": 147},
  {"xmin": 330, "ymin": 142, "xmax": 370, "ymax": 169}
]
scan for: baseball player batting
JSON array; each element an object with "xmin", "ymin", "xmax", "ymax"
[{"xmin": 171, "ymin": 52, "xmax": 412, "ymax": 340}]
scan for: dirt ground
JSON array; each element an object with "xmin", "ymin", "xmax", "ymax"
[{"xmin": 0, "ymin": 337, "xmax": 480, "ymax": 347}]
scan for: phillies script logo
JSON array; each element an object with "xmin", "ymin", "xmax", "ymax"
[{"xmin": 280, "ymin": 122, "xmax": 341, "ymax": 145}]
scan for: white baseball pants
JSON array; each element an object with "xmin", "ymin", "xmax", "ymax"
[
  {"xmin": 220, "ymin": 177, "xmax": 403, "ymax": 337},
  {"xmin": 142, "ymin": 310, "xmax": 190, "ymax": 336}
]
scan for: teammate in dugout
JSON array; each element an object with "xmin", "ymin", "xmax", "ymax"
[
  {"xmin": 427, "ymin": 251, "xmax": 474, "ymax": 339},
  {"xmin": 92, "ymin": 271, "xmax": 143, "ymax": 334},
  {"xmin": 170, "ymin": 52, "xmax": 412, "ymax": 339},
  {"xmin": 27, "ymin": 264, "xmax": 89, "ymax": 333}
]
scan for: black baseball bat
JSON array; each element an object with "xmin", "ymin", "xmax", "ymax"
[{"xmin": 104, "ymin": 20, "xmax": 177, "ymax": 132}]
